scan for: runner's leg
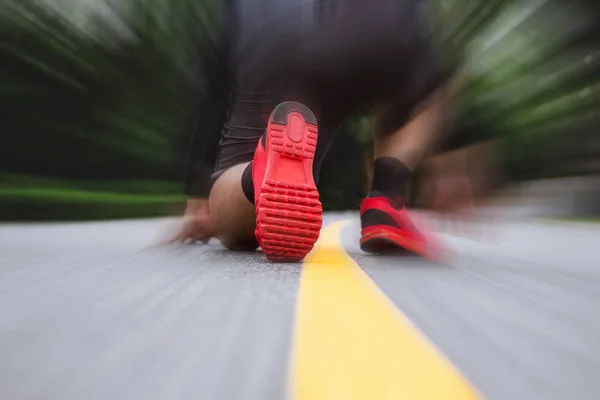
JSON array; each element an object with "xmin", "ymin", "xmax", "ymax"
[
  {"xmin": 208, "ymin": 88, "xmax": 272, "ymax": 250},
  {"xmin": 354, "ymin": 0, "xmax": 452, "ymax": 258},
  {"xmin": 208, "ymin": 89, "xmax": 341, "ymax": 253}
]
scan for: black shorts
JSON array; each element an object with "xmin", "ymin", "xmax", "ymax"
[{"xmin": 211, "ymin": 0, "xmax": 449, "ymax": 184}]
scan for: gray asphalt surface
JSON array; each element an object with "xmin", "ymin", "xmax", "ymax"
[{"xmin": 1, "ymin": 212, "xmax": 600, "ymax": 400}]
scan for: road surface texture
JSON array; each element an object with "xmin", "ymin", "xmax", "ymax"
[{"xmin": 1, "ymin": 211, "xmax": 599, "ymax": 400}]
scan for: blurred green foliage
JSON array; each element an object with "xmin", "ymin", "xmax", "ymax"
[
  {"xmin": 435, "ymin": 0, "xmax": 600, "ymax": 179},
  {"xmin": 1, "ymin": 0, "xmax": 599, "ymax": 220}
]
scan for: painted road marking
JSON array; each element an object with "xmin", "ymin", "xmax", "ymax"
[{"xmin": 291, "ymin": 220, "xmax": 479, "ymax": 400}]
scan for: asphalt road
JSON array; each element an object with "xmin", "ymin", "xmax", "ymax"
[{"xmin": 1, "ymin": 212, "xmax": 599, "ymax": 400}]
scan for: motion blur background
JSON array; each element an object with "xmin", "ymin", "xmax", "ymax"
[{"xmin": 2, "ymin": 0, "xmax": 599, "ymax": 221}]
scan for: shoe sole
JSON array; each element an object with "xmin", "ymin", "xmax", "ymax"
[
  {"xmin": 256, "ymin": 102, "xmax": 323, "ymax": 262},
  {"xmin": 360, "ymin": 225, "xmax": 446, "ymax": 263},
  {"xmin": 360, "ymin": 226, "xmax": 427, "ymax": 256}
]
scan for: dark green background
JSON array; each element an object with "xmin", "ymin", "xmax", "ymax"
[{"xmin": 2, "ymin": 0, "xmax": 599, "ymax": 220}]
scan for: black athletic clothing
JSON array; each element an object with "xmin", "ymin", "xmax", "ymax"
[
  {"xmin": 184, "ymin": 0, "xmax": 233, "ymax": 197},
  {"xmin": 185, "ymin": 0, "xmax": 449, "ymax": 197}
]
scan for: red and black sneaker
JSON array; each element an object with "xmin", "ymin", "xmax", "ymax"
[
  {"xmin": 252, "ymin": 101, "xmax": 323, "ymax": 262},
  {"xmin": 360, "ymin": 192, "xmax": 441, "ymax": 260}
]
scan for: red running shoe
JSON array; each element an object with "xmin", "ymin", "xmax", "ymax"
[
  {"xmin": 252, "ymin": 102, "xmax": 323, "ymax": 262},
  {"xmin": 360, "ymin": 192, "xmax": 442, "ymax": 260}
]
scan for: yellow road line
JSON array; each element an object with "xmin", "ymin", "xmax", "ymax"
[{"xmin": 290, "ymin": 220, "xmax": 479, "ymax": 400}]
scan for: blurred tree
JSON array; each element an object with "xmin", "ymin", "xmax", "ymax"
[{"xmin": 432, "ymin": 0, "xmax": 600, "ymax": 181}]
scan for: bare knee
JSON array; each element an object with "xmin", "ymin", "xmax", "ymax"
[{"xmin": 218, "ymin": 232, "xmax": 259, "ymax": 251}]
